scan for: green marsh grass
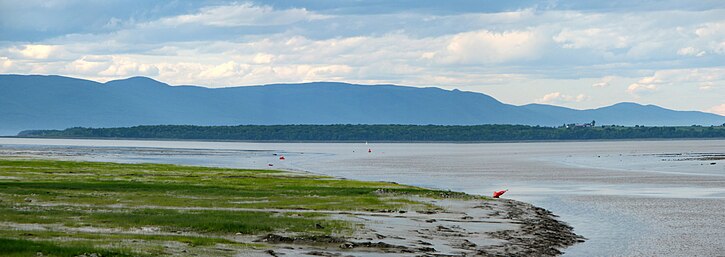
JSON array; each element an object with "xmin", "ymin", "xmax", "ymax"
[
  {"xmin": 0, "ymin": 158, "xmax": 480, "ymax": 255},
  {"xmin": 0, "ymin": 237, "xmax": 135, "ymax": 257}
]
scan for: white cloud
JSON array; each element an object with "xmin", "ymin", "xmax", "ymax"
[
  {"xmin": 91, "ymin": 56, "xmax": 159, "ymax": 77},
  {"xmin": 303, "ymin": 65, "xmax": 353, "ymax": 80},
  {"xmin": 677, "ymin": 47, "xmax": 706, "ymax": 56},
  {"xmin": 626, "ymin": 72, "xmax": 668, "ymax": 97},
  {"xmin": 0, "ymin": 57, "xmax": 12, "ymax": 70},
  {"xmin": 197, "ymin": 61, "xmax": 249, "ymax": 80},
  {"xmin": 624, "ymin": 68, "xmax": 725, "ymax": 98},
  {"xmin": 252, "ymin": 53, "xmax": 275, "ymax": 64},
  {"xmin": 626, "ymin": 83, "xmax": 658, "ymax": 97},
  {"xmin": 687, "ymin": 21, "xmax": 725, "ymax": 55},
  {"xmin": 554, "ymin": 27, "xmax": 630, "ymax": 50},
  {"xmin": 8, "ymin": 44, "xmax": 61, "ymax": 59},
  {"xmin": 158, "ymin": 2, "xmax": 328, "ymax": 27},
  {"xmin": 546, "ymin": 11, "xmax": 725, "ymax": 63},
  {"xmin": 592, "ymin": 76, "xmax": 614, "ymax": 88},
  {"xmin": 706, "ymin": 103, "xmax": 725, "ymax": 116},
  {"xmin": 537, "ymin": 92, "xmax": 589, "ymax": 104},
  {"xmin": 65, "ymin": 55, "xmax": 113, "ymax": 75},
  {"xmin": 636, "ymin": 68, "xmax": 725, "ymax": 86},
  {"xmin": 444, "ymin": 29, "xmax": 543, "ymax": 64},
  {"xmin": 420, "ymin": 52, "xmax": 436, "ymax": 59},
  {"xmin": 699, "ymin": 82, "xmax": 715, "ymax": 90},
  {"xmin": 694, "ymin": 22, "xmax": 725, "ymax": 39}
]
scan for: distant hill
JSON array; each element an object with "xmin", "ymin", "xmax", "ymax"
[
  {"xmin": 1, "ymin": 74, "xmax": 723, "ymax": 135},
  {"xmin": 521, "ymin": 102, "xmax": 724, "ymax": 127}
]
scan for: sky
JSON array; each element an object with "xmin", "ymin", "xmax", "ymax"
[{"xmin": 1, "ymin": 0, "xmax": 724, "ymax": 115}]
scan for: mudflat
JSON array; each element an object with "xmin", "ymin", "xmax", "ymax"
[{"xmin": 0, "ymin": 158, "xmax": 581, "ymax": 256}]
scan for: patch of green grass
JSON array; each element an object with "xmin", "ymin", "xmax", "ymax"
[
  {"xmin": 90, "ymin": 208, "xmax": 349, "ymax": 234},
  {"xmin": 0, "ymin": 230, "xmax": 259, "ymax": 248},
  {"xmin": 0, "ymin": 205, "xmax": 349, "ymax": 235},
  {"xmin": 0, "ymin": 180, "xmax": 433, "ymax": 210},
  {"xmin": 0, "ymin": 159, "xmax": 461, "ymax": 211},
  {"xmin": 0, "ymin": 237, "xmax": 136, "ymax": 257},
  {"xmin": 0, "ymin": 158, "xmax": 478, "ymax": 256}
]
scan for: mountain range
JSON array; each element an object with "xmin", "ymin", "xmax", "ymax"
[{"xmin": 1, "ymin": 74, "xmax": 723, "ymax": 135}]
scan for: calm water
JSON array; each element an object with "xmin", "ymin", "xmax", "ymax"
[{"xmin": 1, "ymin": 138, "xmax": 723, "ymax": 256}]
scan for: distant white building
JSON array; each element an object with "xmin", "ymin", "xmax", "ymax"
[{"xmin": 565, "ymin": 120, "xmax": 595, "ymax": 128}]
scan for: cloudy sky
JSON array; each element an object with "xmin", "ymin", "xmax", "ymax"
[{"xmin": 1, "ymin": 0, "xmax": 724, "ymax": 114}]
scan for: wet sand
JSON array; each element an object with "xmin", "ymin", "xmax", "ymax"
[
  {"xmin": 253, "ymin": 197, "xmax": 583, "ymax": 256},
  {"xmin": 4, "ymin": 197, "xmax": 581, "ymax": 256}
]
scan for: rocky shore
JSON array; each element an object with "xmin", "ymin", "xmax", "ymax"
[{"xmin": 253, "ymin": 197, "xmax": 584, "ymax": 257}]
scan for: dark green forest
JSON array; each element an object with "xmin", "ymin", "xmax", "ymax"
[{"xmin": 16, "ymin": 124, "xmax": 725, "ymax": 141}]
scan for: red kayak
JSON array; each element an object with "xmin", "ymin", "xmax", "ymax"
[{"xmin": 493, "ymin": 189, "xmax": 508, "ymax": 198}]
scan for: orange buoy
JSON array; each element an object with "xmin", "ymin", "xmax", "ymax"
[{"xmin": 493, "ymin": 189, "xmax": 508, "ymax": 198}]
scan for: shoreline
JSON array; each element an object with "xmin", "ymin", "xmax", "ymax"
[
  {"xmin": 255, "ymin": 197, "xmax": 584, "ymax": 256},
  {"xmin": 0, "ymin": 157, "xmax": 583, "ymax": 256},
  {"xmin": 4, "ymin": 135, "xmax": 725, "ymax": 144},
  {"xmin": 485, "ymin": 199, "xmax": 585, "ymax": 256}
]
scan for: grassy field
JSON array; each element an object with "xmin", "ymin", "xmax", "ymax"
[{"xmin": 0, "ymin": 158, "xmax": 472, "ymax": 256}]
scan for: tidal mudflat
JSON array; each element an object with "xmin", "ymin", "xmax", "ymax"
[
  {"xmin": 1, "ymin": 138, "xmax": 722, "ymax": 256},
  {"xmin": 0, "ymin": 158, "xmax": 580, "ymax": 256}
]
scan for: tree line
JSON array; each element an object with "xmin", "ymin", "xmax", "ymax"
[{"xmin": 16, "ymin": 124, "xmax": 725, "ymax": 141}]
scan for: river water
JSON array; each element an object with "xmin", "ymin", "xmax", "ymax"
[{"xmin": 1, "ymin": 138, "xmax": 723, "ymax": 256}]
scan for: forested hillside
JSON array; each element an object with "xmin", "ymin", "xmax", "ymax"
[{"xmin": 19, "ymin": 124, "xmax": 725, "ymax": 141}]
